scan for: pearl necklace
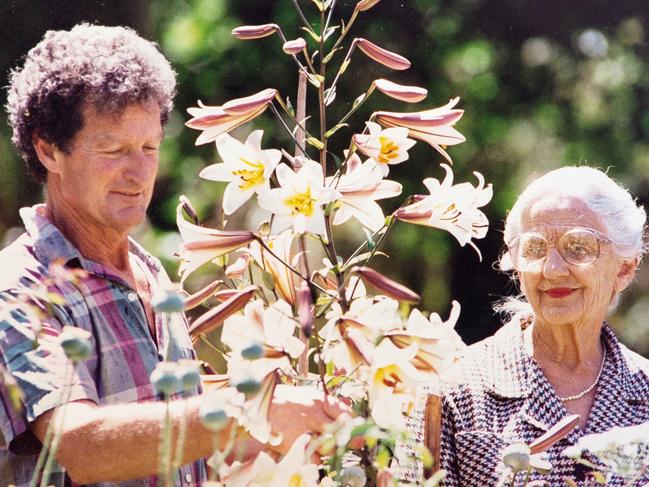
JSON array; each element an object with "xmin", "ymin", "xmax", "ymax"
[{"xmin": 558, "ymin": 347, "xmax": 606, "ymax": 402}]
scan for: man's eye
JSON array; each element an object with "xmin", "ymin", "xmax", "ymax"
[{"xmin": 143, "ymin": 146, "xmax": 159, "ymax": 154}]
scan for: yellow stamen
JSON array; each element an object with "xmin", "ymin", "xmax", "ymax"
[
  {"xmin": 233, "ymin": 158, "xmax": 265, "ymax": 190},
  {"xmin": 377, "ymin": 365, "xmax": 402, "ymax": 388},
  {"xmin": 284, "ymin": 186, "xmax": 315, "ymax": 217},
  {"xmin": 377, "ymin": 136, "xmax": 400, "ymax": 164},
  {"xmin": 289, "ymin": 473, "xmax": 305, "ymax": 487}
]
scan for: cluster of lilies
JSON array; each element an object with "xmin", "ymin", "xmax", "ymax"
[{"xmin": 170, "ymin": 0, "xmax": 494, "ymax": 484}]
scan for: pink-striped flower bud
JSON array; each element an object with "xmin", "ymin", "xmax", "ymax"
[
  {"xmin": 188, "ymin": 286, "xmax": 257, "ymax": 338},
  {"xmin": 184, "ymin": 279, "xmax": 224, "ymax": 310},
  {"xmin": 232, "ymin": 23, "xmax": 280, "ymax": 40},
  {"xmin": 352, "ymin": 266, "xmax": 421, "ymax": 303},
  {"xmin": 355, "ymin": 38, "xmax": 411, "ymax": 71},
  {"xmin": 225, "ymin": 253, "xmax": 251, "ymax": 279},
  {"xmin": 374, "ymin": 78, "xmax": 427, "ymax": 103},
  {"xmin": 356, "ymin": 0, "xmax": 381, "ymax": 11},
  {"xmin": 529, "ymin": 414, "xmax": 580, "ymax": 454},
  {"xmin": 222, "ymin": 88, "xmax": 278, "ymax": 115},
  {"xmin": 283, "ymin": 37, "xmax": 307, "ymax": 55}
]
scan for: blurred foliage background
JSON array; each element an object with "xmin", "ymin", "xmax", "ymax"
[{"xmin": 1, "ymin": 0, "xmax": 649, "ymax": 357}]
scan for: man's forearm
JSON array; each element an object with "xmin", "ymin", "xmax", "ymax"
[{"xmin": 35, "ymin": 396, "xmax": 229, "ymax": 483}]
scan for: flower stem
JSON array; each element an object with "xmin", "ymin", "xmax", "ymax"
[
  {"xmin": 172, "ymin": 399, "xmax": 188, "ymax": 473},
  {"xmin": 36, "ymin": 360, "xmax": 73, "ymax": 487},
  {"xmin": 158, "ymin": 395, "xmax": 173, "ymax": 487},
  {"xmin": 291, "ymin": 0, "xmax": 314, "ymax": 32},
  {"xmin": 254, "ymin": 237, "xmax": 331, "ymax": 295},
  {"xmin": 269, "ymin": 104, "xmax": 308, "ymax": 156}
]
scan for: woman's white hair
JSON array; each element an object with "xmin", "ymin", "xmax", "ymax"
[{"xmin": 496, "ymin": 165, "xmax": 646, "ymax": 317}]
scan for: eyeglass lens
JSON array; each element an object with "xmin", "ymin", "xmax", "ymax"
[{"xmin": 512, "ymin": 229, "xmax": 600, "ymax": 269}]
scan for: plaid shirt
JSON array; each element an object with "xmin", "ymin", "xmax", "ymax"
[
  {"xmin": 396, "ymin": 317, "xmax": 649, "ymax": 486},
  {"xmin": 0, "ymin": 205, "xmax": 206, "ymax": 487}
]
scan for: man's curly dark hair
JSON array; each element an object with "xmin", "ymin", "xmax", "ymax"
[{"xmin": 6, "ymin": 23, "xmax": 177, "ymax": 183}]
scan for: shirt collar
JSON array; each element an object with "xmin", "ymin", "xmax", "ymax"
[{"xmin": 21, "ymin": 204, "xmax": 161, "ymax": 281}]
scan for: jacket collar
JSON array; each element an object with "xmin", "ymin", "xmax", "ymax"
[{"xmin": 484, "ymin": 316, "xmax": 649, "ymax": 433}]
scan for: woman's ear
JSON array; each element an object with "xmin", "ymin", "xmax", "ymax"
[
  {"xmin": 32, "ymin": 133, "xmax": 63, "ymax": 174},
  {"xmin": 614, "ymin": 257, "xmax": 639, "ymax": 294}
]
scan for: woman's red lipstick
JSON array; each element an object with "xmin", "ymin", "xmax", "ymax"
[{"xmin": 546, "ymin": 288, "xmax": 574, "ymax": 298}]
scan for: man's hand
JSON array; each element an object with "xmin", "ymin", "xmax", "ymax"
[{"xmin": 267, "ymin": 385, "xmax": 352, "ymax": 456}]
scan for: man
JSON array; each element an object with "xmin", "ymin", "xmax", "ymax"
[{"xmin": 1, "ymin": 24, "xmax": 343, "ymax": 486}]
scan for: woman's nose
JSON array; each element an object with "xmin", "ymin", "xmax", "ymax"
[{"xmin": 542, "ymin": 246, "xmax": 570, "ymax": 278}]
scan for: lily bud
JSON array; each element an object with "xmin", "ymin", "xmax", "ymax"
[
  {"xmin": 340, "ymin": 466, "xmax": 366, "ymax": 487},
  {"xmin": 374, "ymin": 78, "xmax": 427, "ymax": 103},
  {"xmin": 231, "ymin": 23, "xmax": 279, "ymax": 40},
  {"xmin": 529, "ymin": 414, "xmax": 580, "ymax": 454},
  {"xmin": 355, "ymin": 38, "xmax": 411, "ymax": 71},
  {"xmin": 502, "ymin": 443, "xmax": 531, "ymax": 473},
  {"xmin": 184, "ymin": 279, "xmax": 224, "ymax": 310},
  {"xmin": 297, "ymin": 281, "xmax": 313, "ymax": 338},
  {"xmin": 352, "ymin": 266, "xmax": 420, "ymax": 303},
  {"xmin": 59, "ymin": 326, "xmax": 92, "ymax": 362},
  {"xmin": 225, "ymin": 253, "xmax": 251, "ymax": 279},
  {"xmin": 188, "ymin": 286, "xmax": 257, "ymax": 338},
  {"xmin": 222, "ymin": 88, "xmax": 278, "ymax": 115},
  {"xmin": 283, "ymin": 37, "xmax": 306, "ymax": 55},
  {"xmin": 356, "ymin": 0, "xmax": 381, "ymax": 11},
  {"xmin": 179, "ymin": 195, "xmax": 200, "ymax": 224},
  {"xmin": 175, "ymin": 360, "xmax": 201, "ymax": 392},
  {"xmin": 150, "ymin": 362, "xmax": 180, "ymax": 396},
  {"xmin": 152, "ymin": 290, "xmax": 185, "ymax": 314}
]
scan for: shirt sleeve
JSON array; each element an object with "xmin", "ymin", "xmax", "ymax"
[{"xmin": 0, "ymin": 292, "xmax": 99, "ymax": 455}]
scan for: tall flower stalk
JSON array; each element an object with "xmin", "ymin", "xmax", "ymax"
[{"xmin": 180, "ymin": 1, "xmax": 493, "ymax": 485}]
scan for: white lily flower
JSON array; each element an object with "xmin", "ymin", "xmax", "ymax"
[
  {"xmin": 241, "ymin": 434, "xmax": 319, "ymax": 486},
  {"xmin": 222, "ymin": 299, "xmax": 304, "ymax": 360},
  {"xmin": 258, "ymin": 160, "xmax": 340, "ymax": 235},
  {"xmin": 326, "ymin": 153, "xmax": 402, "ymax": 231},
  {"xmin": 394, "ymin": 164, "xmax": 493, "ymax": 259},
  {"xmin": 368, "ymin": 339, "xmax": 425, "ymax": 405},
  {"xmin": 200, "ymin": 130, "xmax": 282, "ymax": 215},
  {"xmin": 248, "ymin": 230, "xmax": 298, "ymax": 305},
  {"xmin": 386, "ymin": 301, "xmax": 466, "ymax": 375},
  {"xmin": 353, "ymin": 121, "xmax": 416, "ymax": 176}
]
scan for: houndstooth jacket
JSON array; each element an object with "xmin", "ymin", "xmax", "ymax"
[{"xmin": 394, "ymin": 318, "xmax": 649, "ymax": 486}]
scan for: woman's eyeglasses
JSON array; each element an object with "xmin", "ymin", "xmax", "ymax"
[{"xmin": 507, "ymin": 227, "xmax": 612, "ymax": 271}]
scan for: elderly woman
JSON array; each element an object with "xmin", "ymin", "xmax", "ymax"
[{"xmin": 399, "ymin": 166, "xmax": 649, "ymax": 485}]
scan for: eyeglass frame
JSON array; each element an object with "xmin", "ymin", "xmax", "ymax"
[{"xmin": 505, "ymin": 226, "xmax": 614, "ymax": 271}]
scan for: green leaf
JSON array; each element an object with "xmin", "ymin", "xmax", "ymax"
[
  {"xmin": 300, "ymin": 26, "xmax": 321, "ymax": 43},
  {"xmin": 341, "ymin": 251, "xmax": 388, "ymax": 271},
  {"xmin": 307, "ymin": 73, "xmax": 321, "ymax": 88},
  {"xmin": 363, "ymin": 228, "xmax": 376, "ymax": 251},
  {"xmin": 324, "ymin": 123, "xmax": 348, "ymax": 139},
  {"xmin": 306, "ymin": 137, "xmax": 325, "ymax": 150},
  {"xmin": 376, "ymin": 444, "xmax": 391, "ymax": 469},
  {"xmin": 331, "ymin": 152, "xmax": 343, "ymax": 169},
  {"xmin": 261, "ymin": 270, "xmax": 276, "ymax": 291},
  {"xmin": 338, "ymin": 58, "xmax": 351, "ymax": 75},
  {"xmin": 285, "ymin": 97, "xmax": 295, "ymax": 117},
  {"xmin": 323, "ymin": 47, "xmax": 342, "ymax": 64},
  {"xmin": 323, "ymin": 26, "xmax": 340, "ymax": 42},
  {"xmin": 352, "ymin": 93, "xmax": 366, "ymax": 108}
]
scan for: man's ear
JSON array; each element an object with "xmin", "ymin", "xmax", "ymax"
[{"xmin": 32, "ymin": 133, "xmax": 62, "ymax": 174}]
